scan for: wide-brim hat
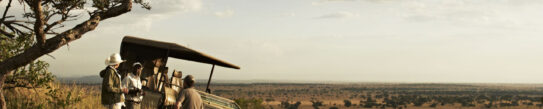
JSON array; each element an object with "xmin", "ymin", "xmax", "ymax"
[{"xmin": 105, "ymin": 53, "xmax": 126, "ymax": 66}]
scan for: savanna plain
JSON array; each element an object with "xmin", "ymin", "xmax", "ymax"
[{"xmin": 7, "ymin": 82, "xmax": 543, "ymax": 109}]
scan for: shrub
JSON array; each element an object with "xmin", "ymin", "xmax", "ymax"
[
  {"xmin": 234, "ymin": 98, "xmax": 264, "ymax": 109},
  {"xmin": 311, "ymin": 99, "xmax": 323, "ymax": 109},
  {"xmin": 344, "ymin": 99, "xmax": 352, "ymax": 107},
  {"xmin": 281, "ymin": 101, "xmax": 301, "ymax": 109}
]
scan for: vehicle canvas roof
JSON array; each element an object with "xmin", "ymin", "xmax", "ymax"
[{"xmin": 121, "ymin": 36, "xmax": 240, "ymax": 69}]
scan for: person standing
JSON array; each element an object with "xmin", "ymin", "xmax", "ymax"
[
  {"xmin": 175, "ymin": 75, "xmax": 203, "ymax": 109},
  {"xmin": 122, "ymin": 62, "xmax": 144, "ymax": 109},
  {"xmin": 101, "ymin": 53, "xmax": 129, "ymax": 109}
]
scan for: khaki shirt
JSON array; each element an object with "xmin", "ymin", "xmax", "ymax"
[
  {"xmin": 101, "ymin": 66, "xmax": 125, "ymax": 105},
  {"xmin": 177, "ymin": 87, "xmax": 203, "ymax": 109}
]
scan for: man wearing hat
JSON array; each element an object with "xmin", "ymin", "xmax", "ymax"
[
  {"xmin": 100, "ymin": 53, "xmax": 129, "ymax": 109},
  {"xmin": 122, "ymin": 62, "xmax": 144, "ymax": 109},
  {"xmin": 175, "ymin": 75, "xmax": 203, "ymax": 109}
]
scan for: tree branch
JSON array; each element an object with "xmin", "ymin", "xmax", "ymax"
[
  {"xmin": 1, "ymin": 20, "xmax": 33, "ymax": 36},
  {"xmin": 97, "ymin": 0, "xmax": 132, "ymax": 20},
  {"xmin": 2, "ymin": 22, "xmax": 24, "ymax": 35},
  {"xmin": 31, "ymin": 0, "xmax": 46, "ymax": 47},
  {"xmin": 0, "ymin": 0, "xmax": 133, "ymax": 77},
  {"xmin": 0, "ymin": 29, "xmax": 14, "ymax": 38},
  {"xmin": 11, "ymin": 22, "xmax": 33, "ymax": 31},
  {"xmin": 0, "ymin": 0, "xmax": 12, "ymax": 24},
  {"xmin": 44, "ymin": 19, "xmax": 64, "ymax": 32}
]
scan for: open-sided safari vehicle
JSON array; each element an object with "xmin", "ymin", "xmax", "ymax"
[{"xmin": 118, "ymin": 36, "xmax": 241, "ymax": 109}]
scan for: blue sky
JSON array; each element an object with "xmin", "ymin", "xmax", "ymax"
[{"xmin": 4, "ymin": 0, "xmax": 543, "ymax": 83}]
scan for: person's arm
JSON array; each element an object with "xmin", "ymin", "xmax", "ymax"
[
  {"xmin": 176, "ymin": 91, "xmax": 186, "ymax": 109},
  {"xmin": 123, "ymin": 75, "xmax": 139, "ymax": 94},
  {"xmin": 122, "ymin": 75, "xmax": 130, "ymax": 89},
  {"xmin": 105, "ymin": 69, "xmax": 122, "ymax": 93}
]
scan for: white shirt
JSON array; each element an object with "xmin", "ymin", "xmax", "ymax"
[{"xmin": 122, "ymin": 73, "xmax": 143, "ymax": 101}]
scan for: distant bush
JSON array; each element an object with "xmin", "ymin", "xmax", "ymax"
[
  {"xmin": 280, "ymin": 101, "xmax": 301, "ymax": 109},
  {"xmin": 234, "ymin": 98, "xmax": 264, "ymax": 109},
  {"xmin": 265, "ymin": 98, "xmax": 275, "ymax": 102},
  {"xmin": 310, "ymin": 99, "xmax": 323, "ymax": 109},
  {"xmin": 363, "ymin": 97, "xmax": 378, "ymax": 108},
  {"xmin": 344, "ymin": 99, "xmax": 352, "ymax": 107},
  {"xmin": 485, "ymin": 102, "xmax": 494, "ymax": 108},
  {"xmin": 430, "ymin": 103, "xmax": 438, "ymax": 108},
  {"xmin": 329, "ymin": 106, "xmax": 338, "ymax": 109}
]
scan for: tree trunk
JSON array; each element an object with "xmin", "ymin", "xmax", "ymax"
[
  {"xmin": 0, "ymin": 0, "xmax": 132, "ymax": 108},
  {"xmin": 0, "ymin": 71, "xmax": 9, "ymax": 109}
]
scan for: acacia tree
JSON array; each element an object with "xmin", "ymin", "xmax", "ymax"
[{"xmin": 0, "ymin": 0, "xmax": 150, "ymax": 108}]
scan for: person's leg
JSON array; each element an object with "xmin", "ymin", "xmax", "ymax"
[
  {"xmin": 104, "ymin": 105, "xmax": 111, "ymax": 109},
  {"xmin": 133, "ymin": 102, "xmax": 141, "ymax": 109},
  {"xmin": 107, "ymin": 104, "xmax": 116, "ymax": 109}
]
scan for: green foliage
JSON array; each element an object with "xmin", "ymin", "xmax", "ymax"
[
  {"xmin": 7, "ymin": 60, "xmax": 55, "ymax": 88},
  {"xmin": 0, "ymin": 32, "xmax": 34, "ymax": 60},
  {"xmin": 92, "ymin": 0, "xmax": 150, "ymax": 11},
  {"xmin": 1, "ymin": 27, "xmax": 78, "ymax": 108},
  {"xmin": 234, "ymin": 98, "xmax": 264, "ymax": 109},
  {"xmin": 1, "ymin": 28, "xmax": 54, "ymax": 89}
]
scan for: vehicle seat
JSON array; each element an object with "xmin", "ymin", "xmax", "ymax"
[{"xmin": 171, "ymin": 70, "xmax": 183, "ymax": 92}]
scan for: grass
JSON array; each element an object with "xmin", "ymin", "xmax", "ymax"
[{"xmin": 5, "ymin": 82, "xmax": 105, "ymax": 109}]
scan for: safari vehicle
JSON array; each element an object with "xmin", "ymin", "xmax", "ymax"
[{"xmin": 117, "ymin": 36, "xmax": 241, "ymax": 109}]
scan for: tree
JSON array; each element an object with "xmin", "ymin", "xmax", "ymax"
[
  {"xmin": 1, "ymin": 32, "xmax": 53, "ymax": 89},
  {"xmin": 0, "ymin": 0, "xmax": 149, "ymax": 108}
]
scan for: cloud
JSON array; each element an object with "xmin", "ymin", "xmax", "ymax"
[
  {"xmin": 281, "ymin": 13, "xmax": 296, "ymax": 17},
  {"xmin": 311, "ymin": 0, "xmax": 357, "ymax": 6},
  {"xmin": 315, "ymin": 11, "xmax": 359, "ymax": 19},
  {"xmin": 214, "ymin": 10, "xmax": 235, "ymax": 18},
  {"xmin": 396, "ymin": 0, "xmax": 528, "ymax": 28},
  {"xmin": 147, "ymin": 0, "xmax": 202, "ymax": 13},
  {"xmin": 97, "ymin": 0, "xmax": 202, "ymax": 32}
]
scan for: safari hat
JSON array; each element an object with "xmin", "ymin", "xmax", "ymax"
[{"xmin": 105, "ymin": 53, "xmax": 125, "ymax": 66}]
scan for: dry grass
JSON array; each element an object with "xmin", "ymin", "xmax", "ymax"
[
  {"xmin": 5, "ymin": 82, "xmax": 105, "ymax": 109},
  {"xmin": 6, "ymin": 83, "xmax": 543, "ymax": 109}
]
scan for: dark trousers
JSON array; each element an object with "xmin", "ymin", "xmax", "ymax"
[{"xmin": 125, "ymin": 101, "xmax": 141, "ymax": 109}]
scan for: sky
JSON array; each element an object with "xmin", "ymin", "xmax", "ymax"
[{"xmin": 3, "ymin": 0, "xmax": 543, "ymax": 83}]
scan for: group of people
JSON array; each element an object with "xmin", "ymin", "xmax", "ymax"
[{"xmin": 100, "ymin": 53, "xmax": 203, "ymax": 109}]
